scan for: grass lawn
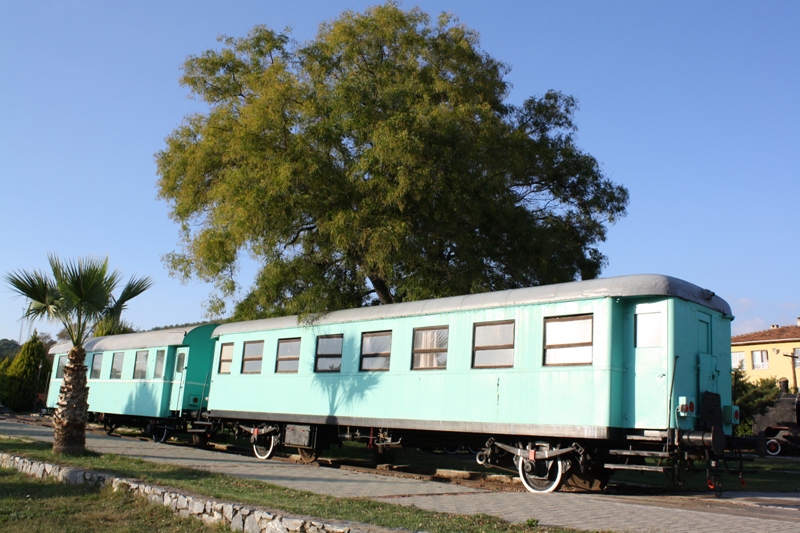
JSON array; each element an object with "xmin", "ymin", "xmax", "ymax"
[{"xmin": 0, "ymin": 467, "xmax": 227, "ymax": 533}]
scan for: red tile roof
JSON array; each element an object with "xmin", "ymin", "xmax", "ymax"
[{"xmin": 732, "ymin": 325, "xmax": 800, "ymax": 345}]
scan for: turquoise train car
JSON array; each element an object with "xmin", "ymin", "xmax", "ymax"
[
  {"xmin": 206, "ymin": 274, "xmax": 741, "ymax": 493},
  {"xmin": 47, "ymin": 324, "xmax": 217, "ymax": 442}
]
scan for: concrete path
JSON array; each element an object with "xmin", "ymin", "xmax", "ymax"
[{"xmin": 2, "ymin": 417, "xmax": 799, "ymax": 533}]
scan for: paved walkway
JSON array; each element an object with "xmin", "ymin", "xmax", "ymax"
[{"xmin": 2, "ymin": 417, "xmax": 799, "ymax": 533}]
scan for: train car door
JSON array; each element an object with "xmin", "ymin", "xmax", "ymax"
[
  {"xmin": 168, "ymin": 348, "xmax": 188, "ymax": 413},
  {"xmin": 696, "ymin": 312, "xmax": 719, "ymax": 395},
  {"xmin": 624, "ymin": 302, "xmax": 669, "ymax": 429}
]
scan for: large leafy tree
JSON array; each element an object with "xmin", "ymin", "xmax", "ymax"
[
  {"xmin": 5, "ymin": 255, "xmax": 152, "ymax": 455},
  {"xmin": 157, "ymin": 2, "xmax": 628, "ymax": 319}
]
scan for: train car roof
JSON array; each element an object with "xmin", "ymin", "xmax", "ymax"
[
  {"xmin": 213, "ymin": 274, "xmax": 732, "ymax": 337},
  {"xmin": 48, "ymin": 325, "xmax": 208, "ymax": 355}
]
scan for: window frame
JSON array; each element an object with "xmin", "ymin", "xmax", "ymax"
[
  {"xmin": 275, "ymin": 338, "xmax": 301, "ymax": 373},
  {"xmin": 543, "ymin": 314, "xmax": 593, "ymax": 366},
  {"xmin": 794, "ymin": 348, "xmax": 800, "ymax": 369},
  {"xmin": 55, "ymin": 356, "xmax": 67, "ymax": 379},
  {"xmin": 241, "ymin": 340, "xmax": 265, "ymax": 374},
  {"xmin": 89, "ymin": 353, "xmax": 103, "ymax": 379},
  {"xmin": 133, "ymin": 350, "xmax": 148, "ymax": 379},
  {"xmin": 472, "ymin": 320, "xmax": 515, "ymax": 369},
  {"xmin": 154, "ymin": 349, "xmax": 166, "ymax": 379},
  {"xmin": 731, "ymin": 351, "xmax": 745, "ymax": 371},
  {"xmin": 752, "ymin": 349, "xmax": 769, "ymax": 370},
  {"xmin": 360, "ymin": 330, "xmax": 392, "ymax": 371},
  {"xmin": 411, "ymin": 326, "xmax": 448, "ymax": 370},
  {"xmin": 218, "ymin": 343, "xmax": 233, "ymax": 375},
  {"xmin": 110, "ymin": 352, "xmax": 124, "ymax": 379},
  {"xmin": 315, "ymin": 335, "xmax": 343, "ymax": 373}
]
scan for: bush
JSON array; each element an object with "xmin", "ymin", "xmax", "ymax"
[
  {"xmin": 0, "ymin": 333, "xmax": 47, "ymax": 412},
  {"xmin": 732, "ymin": 369, "xmax": 780, "ymax": 437}
]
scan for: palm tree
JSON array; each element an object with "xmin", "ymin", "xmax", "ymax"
[{"xmin": 5, "ymin": 255, "xmax": 153, "ymax": 455}]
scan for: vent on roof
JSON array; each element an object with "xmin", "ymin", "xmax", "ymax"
[{"xmin": 771, "ymin": 324, "xmax": 780, "ymax": 329}]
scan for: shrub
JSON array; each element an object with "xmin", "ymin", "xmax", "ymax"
[
  {"xmin": 0, "ymin": 332, "xmax": 47, "ymax": 412},
  {"xmin": 732, "ymin": 369, "xmax": 780, "ymax": 437}
]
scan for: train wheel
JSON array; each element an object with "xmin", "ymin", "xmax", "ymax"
[
  {"xmin": 298, "ymin": 447, "xmax": 318, "ymax": 463},
  {"xmin": 442, "ymin": 445, "xmax": 461, "ymax": 455},
  {"xmin": 192, "ymin": 432, "xmax": 210, "ymax": 447},
  {"xmin": 518, "ymin": 441, "xmax": 564, "ymax": 493},
  {"xmin": 253, "ymin": 435, "xmax": 276, "ymax": 460},
  {"xmin": 766, "ymin": 439, "xmax": 781, "ymax": 456},
  {"xmin": 152, "ymin": 426, "xmax": 170, "ymax": 444},
  {"xmin": 103, "ymin": 419, "xmax": 116, "ymax": 435}
]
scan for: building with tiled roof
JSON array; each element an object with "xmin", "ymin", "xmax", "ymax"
[{"xmin": 731, "ymin": 319, "xmax": 800, "ymax": 391}]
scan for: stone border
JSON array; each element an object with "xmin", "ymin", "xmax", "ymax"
[{"xmin": 0, "ymin": 452, "xmax": 416, "ymax": 533}]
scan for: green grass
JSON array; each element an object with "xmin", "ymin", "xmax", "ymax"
[
  {"xmin": 0, "ymin": 467, "xmax": 227, "ymax": 533},
  {"xmin": 0, "ymin": 439, "xmax": 593, "ymax": 533}
]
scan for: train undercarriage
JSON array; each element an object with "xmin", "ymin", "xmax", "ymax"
[{"xmin": 230, "ymin": 418, "xmax": 750, "ymax": 494}]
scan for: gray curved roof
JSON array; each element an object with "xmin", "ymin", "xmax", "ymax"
[
  {"xmin": 213, "ymin": 274, "xmax": 732, "ymax": 337},
  {"xmin": 48, "ymin": 326, "xmax": 204, "ymax": 355}
]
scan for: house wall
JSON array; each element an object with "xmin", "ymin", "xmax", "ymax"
[{"xmin": 730, "ymin": 340, "xmax": 800, "ymax": 388}]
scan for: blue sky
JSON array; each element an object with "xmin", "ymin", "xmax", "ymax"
[{"xmin": 1, "ymin": 1, "xmax": 798, "ymax": 342}]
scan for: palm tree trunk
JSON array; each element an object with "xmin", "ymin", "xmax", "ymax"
[{"xmin": 52, "ymin": 346, "xmax": 89, "ymax": 455}]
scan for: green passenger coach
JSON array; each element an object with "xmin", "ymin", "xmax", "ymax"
[
  {"xmin": 47, "ymin": 323, "xmax": 217, "ymax": 443},
  {"xmin": 206, "ymin": 274, "xmax": 742, "ymax": 493}
]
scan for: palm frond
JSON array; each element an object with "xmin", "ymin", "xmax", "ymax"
[
  {"xmin": 51, "ymin": 255, "xmax": 116, "ymax": 317},
  {"xmin": 4, "ymin": 268, "xmax": 60, "ymax": 322},
  {"xmin": 100, "ymin": 274, "xmax": 154, "ymax": 334}
]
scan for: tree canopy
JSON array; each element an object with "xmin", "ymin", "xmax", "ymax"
[{"xmin": 157, "ymin": 2, "xmax": 629, "ymax": 319}]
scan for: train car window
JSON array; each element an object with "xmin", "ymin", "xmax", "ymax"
[
  {"xmin": 472, "ymin": 321, "xmax": 514, "ymax": 368},
  {"xmin": 544, "ymin": 315, "xmax": 592, "ymax": 365},
  {"xmin": 635, "ymin": 312, "xmax": 661, "ymax": 348},
  {"xmin": 698, "ymin": 314, "xmax": 711, "ymax": 353},
  {"xmin": 89, "ymin": 353, "xmax": 103, "ymax": 379},
  {"xmin": 133, "ymin": 350, "xmax": 148, "ymax": 379},
  {"xmin": 752, "ymin": 349, "xmax": 769, "ymax": 370},
  {"xmin": 274, "ymin": 338, "xmax": 300, "ymax": 373},
  {"xmin": 55, "ymin": 356, "xmax": 66, "ymax": 379},
  {"xmin": 315, "ymin": 335, "xmax": 342, "ymax": 372},
  {"xmin": 731, "ymin": 351, "xmax": 745, "ymax": 370},
  {"xmin": 154, "ymin": 350, "xmax": 166, "ymax": 379},
  {"xmin": 110, "ymin": 352, "xmax": 124, "ymax": 379},
  {"xmin": 412, "ymin": 327, "xmax": 448, "ymax": 370},
  {"xmin": 361, "ymin": 331, "xmax": 392, "ymax": 371},
  {"xmin": 218, "ymin": 343, "xmax": 233, "ymax": 374},
  {"xmin": 242, "ymin": 341, "xmax": 265, "ymax": 374},
  {"xmin": 175, "ymin": 351, "xmax": 185, "ymax": 374}
]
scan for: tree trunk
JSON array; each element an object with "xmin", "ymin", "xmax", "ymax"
[
  {"xmin": 52, "ymin": 346, "xmax": 89, "ymax": 455},
  {"xmin": 369, "ymin": 276, "xmax": 394, "ymax": 305}
]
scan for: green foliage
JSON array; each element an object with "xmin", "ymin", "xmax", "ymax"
[
  {"xmin": 0, "ymin": 357, "xmax": 10, "ymax": 404},
  {"xmin": 5, "ymin": 255, "xmax": 153, "ymax": 348},
  {"xmin": 93, "ymin": 317, "xmax": 136, "ymax": 337},
  {"xmin": 0, "ymin": 339, "xmax": 20, "ymax": 361},
  {"xmin": 732, "ymin": 369, "xmax": 780, "ymax": 436},
  {"xmin": 157, "ymin": 2, "xmax": 629, "ymax": 320},
  {"xmin": 0, "ymin": 332, "xmax": 46, "ymax": 412}
]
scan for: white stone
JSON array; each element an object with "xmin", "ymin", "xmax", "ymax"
[
  {"xmin": 264, "ymin": 520, "xmax": 289, "ymax": 533},
  {"xmin": 282, "ymin": 517, "xmax": 305, "ymax": 531},
  {"xmin": 244, "ymin": 514, "xmax": 261, "ymax": 533},
  {"xmin": 231, "ymin": 512, "xmax": 245, "ymax": 532}
]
